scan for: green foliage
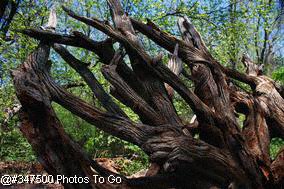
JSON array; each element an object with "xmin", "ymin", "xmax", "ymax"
[
  {"xmin": 272, "ymin": 66, "xmax": 284, "ymax": 84},
  {"xmin": 0, "ymin": 129, "xmax": 36, "ymax": 162},
  {"xmin": 270, "ymin": 138, "xmax": 284, "ymax": 159},
  {"xmin": 116, "ymin": 156, "xmax": 148, "ymax": 176},
  {"xmin": 174, "ymin": 94, "xmax": 194, "ymax": 121},
  {"xmin": 53, "ymin": 102, "xmax": 148, "ymax": 173},
  {"xmin": 0, "ymin": 85, "xmax": 15, "ymax": 123},
  {"xmin": 236, "ymin": 113, "xmax": 246, "ymax": 128}
]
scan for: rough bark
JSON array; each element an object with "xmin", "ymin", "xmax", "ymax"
[
  {"xmin": 0, "ymin": 0, "xmax": 8, "ymax": 20},
  {"xmin": 13, "ymin": 1, "xmax": 284, "ymax": 188},
  {"xmin": 0, "ymin": 0, "xmax": 19, "ymax": 36}
]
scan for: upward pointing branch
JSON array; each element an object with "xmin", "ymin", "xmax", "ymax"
[
  {"xmin": 165, "ymin": 44, "xmax": 183, "ymax": 99},
  {"xmin": 47, "ymin": 8, "xmax": 57, "ymax": 29},
  {"xmin": 41, "ymin": 7, "xmax": 57, "ymax": 31}
]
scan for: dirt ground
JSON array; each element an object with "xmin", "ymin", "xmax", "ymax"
[
  {"xmin": 0, "ymin": 158, "xmax": 145, "ymax": 188},
  {"xmin": 0, "ymin": 161, "xmax": 63, "ymax": 189}
]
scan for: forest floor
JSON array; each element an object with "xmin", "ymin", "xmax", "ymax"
[
  {"xmin": 0, "ymin": 158, "xmax": 144, "ymax": 188},
  {"xmin": 0, "ymin": 161, "xmax": 63, "ymax": 188}
]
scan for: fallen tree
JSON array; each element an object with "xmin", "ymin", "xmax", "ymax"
[{"xmin": 12, "ymin": 0, "xmax": 283, "ymax": 188}]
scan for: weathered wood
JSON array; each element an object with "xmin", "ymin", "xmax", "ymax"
[
  {"xmin": 0, "ymin": 0, "xmax": 8, "ymax": 20},
  {"xmin": 13, "ymin": 0, "xmax": 284, "ymax": 188},
  {"xmin": 165, "ymin": 44, "xmax": 182, "ymax": 99},
  {"xmin": 101, "ymin": 52, "xmax": 165, "ymax": 125},
  {"xmin": 53, "ymin": 44, "xmax": 127, "ymax": 118},
  {"xmin": 12, "ymin": 44, "xmax": 95, "ymax": 189},
  {"xmin": 270, "ymin": 149, "xmax": 284, "ymax": 188},
  {"xmin": 107, "ymin": 0, "xmax": 182, "ymax": 126}
]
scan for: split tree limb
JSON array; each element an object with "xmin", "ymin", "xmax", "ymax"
[{"xmin": 53, "ymin": 44, "xmax": 128, "ymax": 118}]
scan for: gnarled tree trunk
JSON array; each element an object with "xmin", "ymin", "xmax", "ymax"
[{"xmin": 12, "ymin": 0, "xmax": 283, "ymax": 188}]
